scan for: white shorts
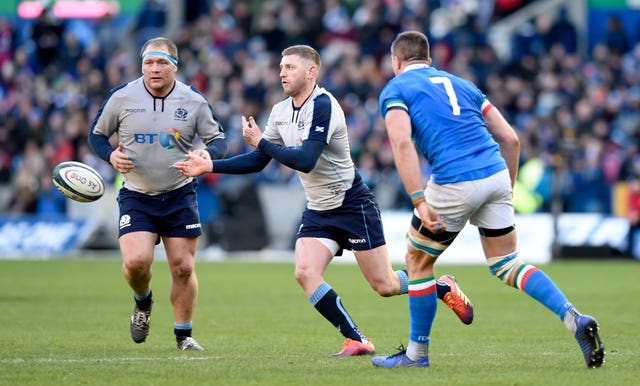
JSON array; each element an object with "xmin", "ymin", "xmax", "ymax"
[{"xmin": 421, "ymin": 169, "xmax": 515, "ymax": 233}]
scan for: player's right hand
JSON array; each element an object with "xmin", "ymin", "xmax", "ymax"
[
  {"xmin": 242, "ymin": 116, "xmax": 262, "ymax": 148},
  {"xmin": 110, "ymin": 143, "xmax": 134, "ymax": 174},
  {"xmin": 416, "ymin": 203, "xmax": 445, "ymax": 234}
]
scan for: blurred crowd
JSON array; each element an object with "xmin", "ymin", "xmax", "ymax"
[{"xmin": 1, "ymin": 0, "xmax": 640, "ymax": 223}]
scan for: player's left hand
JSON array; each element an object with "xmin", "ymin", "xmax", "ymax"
[
  {"xmin": 242, "ymin": 115, "xmax": 262, "ymax": 148},
  {"xmin": 172, "ymin": 152, "xmax": 212, "ymax": 176},
  {"xmin": 191, "ymin": 148, "xmax": 211, "ymax": 160}
]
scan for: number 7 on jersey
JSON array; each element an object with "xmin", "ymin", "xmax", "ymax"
[{"xmin": 430, "ymin": 76, "xmax": 461, "ymax": 116}]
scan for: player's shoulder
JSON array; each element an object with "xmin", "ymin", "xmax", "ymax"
[
  {"xmin": 311, "ymin": 86, "xmax": 337, "ymax": 108},
  {"xmin": 434, "ymin": 68, "xmax": 478, "ymax": 88},
  {"xmin": 108, "ymin": 78, "xmax": 141, "ymax": 97},
  {"xmin": 99, "ymin": 79, "xmax": 142, "ymax": 108},
  {"xmin": 271, "ymin": 95, "xmax": 292, "ymax": 113},
  {"xmin": 173, "ymin": 80, "xmax": 208, "ymax": 102},
  {"xmin": 313, "ymin": 86, "xmax": 334, "ymax": 100}
]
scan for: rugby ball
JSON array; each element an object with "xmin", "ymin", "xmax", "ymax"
[{"xmin": 52, "ymin": 161, "xmax": 105, "ymax": 202}]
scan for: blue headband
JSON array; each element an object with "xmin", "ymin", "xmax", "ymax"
[{"xmin": 142, "ymin": 51, "xmax": 178, "ymax": 67}]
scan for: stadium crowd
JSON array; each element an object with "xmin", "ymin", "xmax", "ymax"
[{"xmin": 1, "ymin": 0, "xmax": 639, "ymax": 224}]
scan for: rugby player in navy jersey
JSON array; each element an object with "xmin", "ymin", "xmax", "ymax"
[
  {"xmin": 88, "ymin": 37, "xmax": 227, "ymax": 351},
  {"xmin": 174, "ymin": 45, "xmax": 473, "ymax": 356},
  {"xmin": 371, "ymin": 31, "xmax": 604, "ymax": 368}
]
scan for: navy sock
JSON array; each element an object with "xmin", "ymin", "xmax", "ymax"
[
  {"xmin": 134, "ymin": 289, "xmax": 153, "ymax": 310},
  {"xmin": 310, "ymin": 283, "xmax": 365, "ymax": 342},
  {"xmin": 436, "ymin": 279, "xmax": 450, "ymax": 300},
  {"xmin": 175, "ymin": 322, "xmax": 193, "ymax": 340}
]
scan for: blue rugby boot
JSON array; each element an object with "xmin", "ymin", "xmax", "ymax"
[
  {"xmin": 574, "ymin": 314, "xmax": 604, "ymax": 368},
  {"xmin": 372, "ymin": 348, "xmax": 429, "ymax": 368}
]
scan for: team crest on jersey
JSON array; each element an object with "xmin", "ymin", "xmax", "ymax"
[
  {"xmin": 297, "ymin": 120, "xmax": 305, "ymax": 130},
  {"xmin": 174, "ymin": 107, "xmax": 188, "ymax": 121}
]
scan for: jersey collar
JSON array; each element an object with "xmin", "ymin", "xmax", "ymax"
[{"xmin": 403, "ymin": 63, "xmax": 430, "ymax": 73}]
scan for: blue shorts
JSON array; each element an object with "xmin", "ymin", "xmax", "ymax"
[
  {"xmin": 117, "ymin": 180, "xmax": 202, "ymax": 240},
  {"xmin": 296, "ymin": 181, "xmax": 386, "ymax": 255}
]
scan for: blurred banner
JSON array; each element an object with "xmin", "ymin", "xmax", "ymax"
[
  {"xmin": 0, "ymin": 214, "xmax": 99, "ymax": 258},
  {"xmin": 0, "ymin": 209, "xmax": 630, "ymax": 262},
  {"xmin": 339, "ymin": 212, "xmax": 630, "ymax": 265}
]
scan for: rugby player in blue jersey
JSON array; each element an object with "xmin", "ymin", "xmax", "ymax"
[
  {"xmin": 88, "ymin": 37, "xmax": 227, "ymax": 351},
  {"xmin": 174, "ymin": 45, "xmax": 473, "ymax": 356},
  {"xmin": 371, "ymin": 31, "xmax": 604, "ymax": 368}
]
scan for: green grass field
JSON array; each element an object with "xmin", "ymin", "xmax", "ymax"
[{"xmin": 0, "ymin": 257, "xmax": 637, "ymax": 385}]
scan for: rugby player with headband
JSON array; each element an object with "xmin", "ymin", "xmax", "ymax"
[{"xmin": 88, "ymin": 37, "xmax": 227, "ymax": 352}]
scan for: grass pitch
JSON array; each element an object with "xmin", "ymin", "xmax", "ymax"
[{"xmin": 0, "ymin": 257, "xmax": 637, "ymax": 385}]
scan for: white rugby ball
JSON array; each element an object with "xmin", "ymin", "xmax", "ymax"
[{"xmin": 52, "ymin": 161, "xmax": 105, "ymax": 202}]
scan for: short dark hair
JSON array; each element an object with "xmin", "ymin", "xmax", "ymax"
[
  {"xmin": 391, "ymin": 31, "xmax": 430, "ymax": 62},
  {"xmin": 282, "ymin": 45, "xmax": 321, "ymax": 72},
  {"xmin": 140, "ymin": 37, "xmax": 179, "ymax": 61}
]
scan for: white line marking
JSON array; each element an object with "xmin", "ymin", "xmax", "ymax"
[{"xmin": 1, "ymin": 356, "xmax": 220, "ymax": 364}]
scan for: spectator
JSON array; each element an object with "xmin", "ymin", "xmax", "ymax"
[
  {"xmin": 548, "ymin": 6, "xmax": 578, "ymax": 54},
  {"xmin": 8, "ymin": 139, "xmax": 46, "ymax": 213},
  {"xmin": 30, "ymin": 6, "xmax": 64, "ymax": 75},
  {"xmin": 602, "ymin": 15, "xmax": 630, "ymax": 56},
  {"xmin": 0, "ymin": 17, "xmax": 15, "ymax": 67},
  {"xmin": 132, "ymin": 0, "xmax": 167, "ymax": 49},
  {"xmin": 626, "ymin": 176, "xmax": 640, "ymax": 259}
]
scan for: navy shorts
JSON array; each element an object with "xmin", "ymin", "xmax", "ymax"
[
  {"xmin": 296, "ymin": 181, "xmax": 386, "ymax": 254},
  {"xmin": 117, "ymin": 180, "xmax": 202, "ymax": 240}
]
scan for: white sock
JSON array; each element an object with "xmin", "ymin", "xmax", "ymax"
[
  {"xmin": 406, "ymin": 341, "xmax": 429, "ymax": 361},
  {"xmin": 563, "ymin": 307, "xmax": 580, "ymax": 333}
]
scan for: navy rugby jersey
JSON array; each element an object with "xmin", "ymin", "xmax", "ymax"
[
  {"xmin": 90, "ymin": 77, "xmax": 225, "ymax": 194},
  {"xmin": 263, "ymin": 85, "xmax": 356, "ymax": 210},
  {"xmin": 379, "ymin": 64, "xmax": 506, "ymax": 184}
]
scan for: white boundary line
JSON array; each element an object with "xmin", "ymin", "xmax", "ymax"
[{"xmin": 1, "ymin": 356, "xmax": 220, "ymax": 364}]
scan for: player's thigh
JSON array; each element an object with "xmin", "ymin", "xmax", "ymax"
[
  {"xmin": 480, "ymin": 231, "xmax": 518, "ymax": 258},
  {"xmin": 163, "ymin": 236, "xmax": 198, "ymax": 268},
  {"xmin": 294, "ymin": 237, "xmax": 334, "ymax": 275},
  {"xmin": 119, "ymin": 231, "xmax": 157, "ymax": 266}
]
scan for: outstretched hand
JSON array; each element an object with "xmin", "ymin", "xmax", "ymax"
[
  {"xmin": 242, "ymin": 115, "xmax": 262, "ymax": 148},
  {"xmin": 172, "ymin": 152, "xmax": 213, "ymax": 177}
]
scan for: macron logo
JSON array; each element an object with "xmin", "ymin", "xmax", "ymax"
[
  {"xmin": 315, "ymin": 126, "xmax": 325, "ymax": 133},
  {"xmin": 349, "ymin": 238, "xmax": 366, "ymax": 244},
  {"xmin": 185, "ymin": 223, "xmax": 201, "ymax": 230}
]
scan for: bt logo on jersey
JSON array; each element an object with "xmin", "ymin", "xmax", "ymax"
[{"xmin": 134, "ymin": 129, "xmax": 185, "ymax": 151}]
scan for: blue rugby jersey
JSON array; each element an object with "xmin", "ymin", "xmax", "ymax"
[
  {"xmin": 379, "ymin": 64, "xmax": 506, "ymax": 184},
  {"xmin": 263, "ymin": 85, "xmax": 356, "ymax": 210},
  {"xmin": 90, "ymin": 77, "xmax": 225, "ymax": 194}
]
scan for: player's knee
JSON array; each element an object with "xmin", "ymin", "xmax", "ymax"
[
  {"xmin": 294, "ymin": 266, "xmax": 317, "ymax": 287},
  {"xmin": 122, "ymin": 257, "xmax": 150, "ymax": 276},
  {"xmin": 486, "ymin": 251, "xmax": 521, "ymax": 288},
  {"xmin": 170, "ymin": 261, "xmax": 194, "ymax": 281}
]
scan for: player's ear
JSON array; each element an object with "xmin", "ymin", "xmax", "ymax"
[
  {"xmin": 391, "ymin": 55, "xmax": 400, "ymax": 75},
  {"xmin": 308, "ymin": 65, "xmax": 317, "ymax": 80}
]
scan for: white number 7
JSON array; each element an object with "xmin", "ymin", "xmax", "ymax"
[{"xmin": 430, "ymin": 77, "xmax": 461, "ymax": 115}]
